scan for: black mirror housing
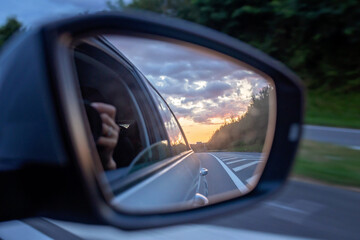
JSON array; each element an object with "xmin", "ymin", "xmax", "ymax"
[
  {"xmin": 0, "ymin": 30, "xmax": 94, "ymax": 222},
  {"xmin": 0, "ymin": 11, "xmax": 304, "ymax": 229}
]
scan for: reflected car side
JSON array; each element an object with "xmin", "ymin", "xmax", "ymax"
[{"xmin": 74, "ymin": 37, "xmax": 212, "ymax": 210}]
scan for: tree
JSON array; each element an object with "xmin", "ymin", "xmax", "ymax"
[
  {"xmin": 106, "ymin": 0, "xmax": 127, "ymax": 11},
  {"xmin": 177, "ymin": 0, "xmax": 360, "ymax": 92},
  {"xmin": 207, "ymin": 87, "xmax": 271, "ymax": 151},
  {"xmin": 0, "ymin": 17, "xmax": 22, "ymax": 48},
  {"xmin": 107, "ymin": 0, "xmax": 360, "ymax": 92},
  {"xmin": 108, "ymin": 0, "xmax": 192, "ymax": 17}
]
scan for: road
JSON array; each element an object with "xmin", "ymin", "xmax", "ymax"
[
  {"xmin": 33, "ymin": 179, "xmax": 359, "ymax": 240},
  {"xmin": 197, "ymin": 125, "xmax": 360, "ymax": 200},
  {"xmin": 195, "ymin": 124, "xmax": 360, "ymax": 200},
  {"xmin": 2, "ymin": 125, "xmax": 359, "ymax": 239},
  {"xmin": 204, "ymin": 179, "xmax": 360, "ymax": 240},
  {"xmin": 197, "ymin": 125, "xmax": 360, "ymax": 239},
  {"xmin": 2, "ymin": 149, "xmax": 358, "ymax": 239},
  {"xmin": 194, "ymin": 152, "xmax": 263, "ymax": 200},
  {"xmin": 303, "ymin": 125, "xmax": 360, "ymax": 148}
]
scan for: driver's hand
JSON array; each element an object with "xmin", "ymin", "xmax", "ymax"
[{"xmin": 91, "ymin": 102, "xmax": 119, "ymax": 170}]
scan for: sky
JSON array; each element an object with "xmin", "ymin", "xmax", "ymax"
[
  {"xmin": 0, "ymin": 0, "xmax": 129, "ymax": 26},
  {"xmin": 107, "ymin": 36, "xmax": 272, "ymax": 144},
  {"xmin": 0, "ymin": 2, "xmax": 272, "ymax": 144}
]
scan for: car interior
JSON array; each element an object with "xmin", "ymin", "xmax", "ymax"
[{"xmin": 73, "ymin": 40, "xmax": 145, "ymax": 170}]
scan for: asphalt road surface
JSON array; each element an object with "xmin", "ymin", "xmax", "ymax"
[
  {"xmin": 17, "ymin": 179, "xmax": 358, "ymax": 240},
  {"xmin": 2, "ymin": 150, "xmax": 358, "ymax": 239},
  {"xmin": 199, "ymin": 125, "xmax": 360, "ymax": 239},
  {"xmin": 2, "ymin": 125, "xmax": 359, "ymax": 239},
  {"xmin": 204, "ymin": 179, "xmax": 360, "ymax": 240},
  {"xmin": 303, "ymin": 125, "xmax": 360, "ymax": 148},
  {"xmin": 194, "ymin": 152, "xmax": 263, "ymax": 199}
]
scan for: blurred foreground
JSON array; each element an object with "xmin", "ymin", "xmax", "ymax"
[
  {"xmin": 294, "ymin": 125, "xmax": 360, "ymax": 188},
  {"xmin": 206, "ymin": 180, "xmax": 360, "ymax": 240}
]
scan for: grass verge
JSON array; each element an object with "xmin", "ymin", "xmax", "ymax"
[
  {"xmin": 292, "ymin": 140, "xmax": 360, "ymax": 188},
  {"xmin": 305, "ymin": 90, "xmax": 360, "ymax": 129}
]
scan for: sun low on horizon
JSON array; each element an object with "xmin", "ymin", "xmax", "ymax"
[
  {"xmin": 178, "ymin": 115, "xmax": 251, "ymax": 144},
  {"xmin": 178, "ymin": 117, "xmax": 225, "ymax": 144}
]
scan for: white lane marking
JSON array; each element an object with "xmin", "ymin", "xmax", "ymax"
[
  {"xmin": 230, "ymin": 155, "xmax": 262, "ymax": 159},
  {"xmin": 226, "ymin": 158, "xmax": 261, "ymax": 165},
  {"xmin": 233, "ymin": 161, "xmax": 260, "ymax": 172},
  {"xmin": 112, "ymin": 153, "xmax": 192, "ymax": 204},
  {"xmin": 223, "ymin": 153, "xmax": 261, "ymax": 157},
  {"xmin": 265, "ymin": 200, "xmax": 325, "ymax": 225},
  {"xmin": 226, "ymin": 159, "xmax": 251, "ymax": 164},
  {"xmin": 221, "ymin": 155, "xmax": 260, "ymax": 161},
  {"xmin": 208, "ymin": 153, "xmax": 248, "ymax": 193},
  {"xmin": 265, "ymin": 202, "xmax": 307, "ymax": 214},
  {"xmin": 304, "ymin": 125, "xmax": 360, "ymax": 134},
  {"xmin": 220, "ymin": 157, "xmax": 240, "ymax": 161}
]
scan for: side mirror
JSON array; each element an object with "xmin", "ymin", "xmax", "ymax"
[{"xmin": 0, "ymin": 12, "xmax": 303, "ymax": 229}]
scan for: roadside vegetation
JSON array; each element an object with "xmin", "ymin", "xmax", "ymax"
[
  {"xmin": 206, "ymin": 87, "xmax": 270, "ymax": 152},
  {"xmin": 306, "ymin": 90, "xmax": 360, "ymax": 129},
  {"xmin": 293, "ymin": 140, "xmax": 360, "ymax": 188},
  {"xmin": 1, "ymin": 1, "xmax": 359, "ymax": 187},
  {"xmin": 116, "ymin": 0, "xmax": 360, "ymax": 129},
  {"xmin": 110, "ymin": 0, "xmax": 360, "ymax": 188},
  {"xmin": 0, "ymin": 17, "xmax": 21, "ymax": 49}
]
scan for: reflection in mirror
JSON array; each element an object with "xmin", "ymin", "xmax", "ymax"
[{"xmin": 71, "ymin": 34, "xmax": 276, "ymax": 214}]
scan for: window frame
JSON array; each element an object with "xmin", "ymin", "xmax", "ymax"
[
  {"xmin": 74, "ymin": 37, "xmax": 194, "ymax": 193},
  {"xmin": 145, "ymin": 81, "xmax": 190, "ymax": 153},
  {"xmin": 73, "ymin": 39, "xmax": 151, "ymax": 154}
]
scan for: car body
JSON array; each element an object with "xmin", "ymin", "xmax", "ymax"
[
  {"xmin": 75, "ymin": 36, "xmax": 209, "ymax": 210},
  {"xmin": 0, "ymin": 11, "xmax": 303, "ymax": 234}
]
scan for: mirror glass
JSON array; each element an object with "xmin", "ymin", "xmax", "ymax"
[{"xmin": 71, "ymin": 34, "xmax": 276, "ymax": 213}]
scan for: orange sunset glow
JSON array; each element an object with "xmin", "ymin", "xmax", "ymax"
[
  {"xmin": 178, "ymin": 115, "xmax": 247, "ymax": 144},
  {"xmin": 178, "ymin": 117, "xmax": 223, "ymax": 144}
]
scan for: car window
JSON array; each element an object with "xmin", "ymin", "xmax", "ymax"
[
  {"xmin": 73, "ymin": 40, "xmax": 150, "ymax": 171},
  {"xmin": 149, "ymin": 86, "xmax": 189, "ymax": 154},
  {"xmin": 72, "ymin": 38, "xmax": 188, "ymax": 182},
  {"xmin": 120, "ymin": 85, "xmax": 191, "ymax": 176}
]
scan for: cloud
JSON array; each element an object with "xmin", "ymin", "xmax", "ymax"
[
  {"xmin": 153, "ymin": 77, "xmax": 231, "ymax": 99},
  {"xmin": 106, "ymin": 35, "xmax": 272, "ymax": 124},
  {"xmin": 203, "ymin": 81, "xmax": 232, "ymax": 98}
]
